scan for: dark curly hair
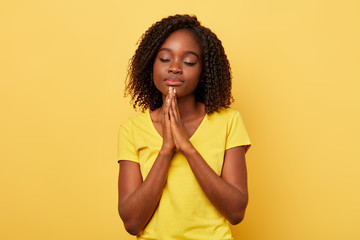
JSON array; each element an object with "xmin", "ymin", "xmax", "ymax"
[{"xmin": 125, "ymin": 14, "xmax": 233, "ymax": 114}]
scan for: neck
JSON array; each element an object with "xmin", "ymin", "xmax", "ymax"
[{"xmin": 177, "ymin": 95, "xmax": 199, "ymax": 119}]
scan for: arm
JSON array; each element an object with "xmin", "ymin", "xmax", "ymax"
[
  {"xmin": 169, "ymin": 90, "xmax": 248, "ymax": 224},
  {"xmin": 181, "ymin": 146, "xmax": 248, "ymax": 225},
  {"xmin": 118, "ymin": 150, "xmax": 173, "ymax": 235},
  {"xmin": 118, "ymin": 93, "xmax": 175, "ymax": 235}
]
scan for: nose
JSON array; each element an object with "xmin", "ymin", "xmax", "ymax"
[{"xmin": 168, "ymin": 60, "xmax": 182, "ymax": 74}]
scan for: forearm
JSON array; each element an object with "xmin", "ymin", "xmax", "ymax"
[
  {"xmin": 119, "ymin": 149, "xmax": 173, "ymax": 235},
  {"xmin": 181, "ymin": 146, "xmax": 248, "ymax": 224}
]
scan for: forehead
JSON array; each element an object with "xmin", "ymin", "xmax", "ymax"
[{"xmin": 160, "ymin": 29, "xmax": 201, "ymax": 54}]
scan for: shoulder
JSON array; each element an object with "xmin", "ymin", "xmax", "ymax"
[
  {"xmin": 207, "ymin": 108, "xmax": 248, "ymax": 134},
  {"xmin": 119, "ymin": 110, "xmax": 149, "ymax": 130},
  {"xmin": 207, "ymin": 108, "xmax": 241, "ymax": 122}
]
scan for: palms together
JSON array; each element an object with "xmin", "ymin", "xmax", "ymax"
[{"xmin": 161, "ymin": 87, "xmax": 190, "ymax": 153}]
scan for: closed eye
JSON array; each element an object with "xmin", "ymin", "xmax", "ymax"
[
  {"xmin": 160, "ymin": 58, "xmax": 170, "ymax": 62},
  {"xmin": 184, "ymin": 62, "xmax": 196, "ymax": 66}
]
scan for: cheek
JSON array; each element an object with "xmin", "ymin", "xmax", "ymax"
[
  {"xmin": 152, "ymin": 65, "xmax": 167, "ymax": 94},
  {"xmin": 188, "ymin": 67, "xmax": 202, "ymax": 82},
  {"xmin": 153, "ymin": 62, "xmax": 167, "ymax": 78}
]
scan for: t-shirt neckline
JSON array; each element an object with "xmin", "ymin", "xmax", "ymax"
[{"xmin": 146, "ymin": 109, "xmax": 208, "ymax": 141}]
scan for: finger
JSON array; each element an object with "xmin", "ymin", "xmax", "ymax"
[
  {"xmin": 162, "ymin": 100, "xmax": 172, "ymax": 129},
  {"xmin": 167, "ymin": 88, "xmax": 172, "ymax": 113},
  {"xmin": 169, "ymin": 105, "xmax": 176, "ymax": 126},
  {"xmin": 171, "ymin": 96, "xmax": 179, "ymax": 123},
  {"xmin": 163, "ymin": 93, "xmax": 169, "ymax": 113},
  {"xmin": 168, "ymin": 87, "xmax": 174, "ymax": 103},
  {"xmin": 172, "ymin": 91, "xmax": 180, "ymax": 122},
  {"xmin": 164, "ymin": 89, "xmax": 172, "ymax": 114},
  {"xmin": 162, "ymin": 106, "xmax": 171, "ymax": 137}
]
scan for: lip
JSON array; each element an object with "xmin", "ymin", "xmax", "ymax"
[{"xmin": 164, "ymin": 79, "xmax": 184, "ymax": 86}]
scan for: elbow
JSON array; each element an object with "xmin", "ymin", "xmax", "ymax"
[
  {"xmin": 120, "ymin": 214, "xmax": 143, "ymax": 236},
  {"xmin": 228, "ymin": 211, "xmax": 245, "ymax": 225},
  {"xmin": 123, "ymin": 221, "xmax": 142, "ymax": 236},
  {"xmin": 119, "ymin": 208, "xmax": 142, "ymax": 236},
  {"xmin": 227, "ymin": 196, "xmax": 248, "ymax": 225}
]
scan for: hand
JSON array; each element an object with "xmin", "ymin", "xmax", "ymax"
[
  {"xmin": 168, "ymin": 88, "xmax": 192, "ymax": 152},
  {"xmin": 160, "ymin": 88, "xmax": 176, "ymax": 154}
]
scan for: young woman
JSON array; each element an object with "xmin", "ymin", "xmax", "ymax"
[{"xmin": 118, "ymin": 14, "xmax": 251, "ymax": 240}]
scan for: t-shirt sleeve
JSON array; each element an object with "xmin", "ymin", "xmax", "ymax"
[
  {"xmin": 225, "ymin": 111, "xmax": 251, "ymax": 152},
  {"xmin": 117, "ymin": 123, "xmax": 139, "ymax": 163}
]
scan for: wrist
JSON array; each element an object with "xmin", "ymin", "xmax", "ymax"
[
  {"xmin": 178, "ymin": 141, "xmax": 195, "ymax": 155},
  {"xmin": 160, "ymin": 145, "xmax": 175, "ymax": 157}
]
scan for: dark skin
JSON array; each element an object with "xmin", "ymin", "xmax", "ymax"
[{"xmin": 118, "ymin": 29, "xmax": 248, "ymax": 236}]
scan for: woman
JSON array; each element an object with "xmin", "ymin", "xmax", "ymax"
[{"xmin": 118, "ymin": 14, "xmax": 251, "ymax": 240}]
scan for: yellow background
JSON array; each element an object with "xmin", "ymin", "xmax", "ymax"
[{"xmin": 1, "ymin": 0, "xmax": 359, "ymax": 239}]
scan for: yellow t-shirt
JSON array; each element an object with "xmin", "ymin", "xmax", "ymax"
[{"xmin": 118, "ymin": 108, "xmax": 251, "ymax": 240}]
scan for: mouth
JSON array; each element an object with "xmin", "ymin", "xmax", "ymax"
[{"xmin": 164, "ymin": 79, "xmax": 184, "ymax": 86}]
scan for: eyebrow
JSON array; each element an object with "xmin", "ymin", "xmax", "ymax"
[{"xmin": 158, "ymin": 48, "xmax": 200, "ymax": 60}]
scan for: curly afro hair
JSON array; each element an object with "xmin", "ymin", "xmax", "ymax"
[{"xmin": 125, "ymin": 14, "xmax": 233, "ymax": 114}]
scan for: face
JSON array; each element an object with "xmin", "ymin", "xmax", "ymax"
[{"xmin": 153, "ymin": 29, "xmax": 202, "ymax": 98}]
